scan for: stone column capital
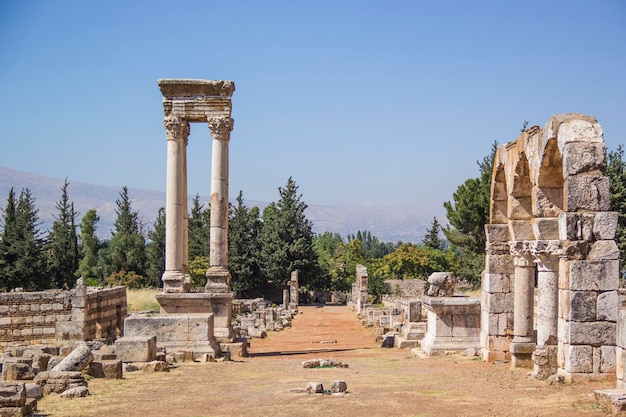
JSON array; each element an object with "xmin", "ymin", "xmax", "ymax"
[
  {"xmin": 530, "ymin": 240, "xmax": 562, "ymax": 270},
  {"xmin": 208, "ymin": 116, "xmax": 234, "ymax": 141},
  {"xmin": 509, "ymin": 240, "xmax": 534, "ymax": 267},
  {"xmin": 163, "ymin": 115, "xmax": 190, "ymax": 142}
]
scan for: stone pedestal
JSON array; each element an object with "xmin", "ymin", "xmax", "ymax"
[
  {"xmin": 156, "ymin": 292, "xmax": 234, "ymax": 342},
  {"xmin": 420, "ymin": 296, "xmax": 481, "ymax": 355}
]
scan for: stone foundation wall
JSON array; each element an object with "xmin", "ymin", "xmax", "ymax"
[
  {"xmin": 0, "ymin": 286, "xmax": 127, "ymax": 351},
  {"xmin": 384, "ymin": 279, "xmax": 427, "ymax": 298}
]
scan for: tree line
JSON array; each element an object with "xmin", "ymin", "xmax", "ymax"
[{"xmin": 2, "ymin": 143, "xmax": 626, "ymax": 297}]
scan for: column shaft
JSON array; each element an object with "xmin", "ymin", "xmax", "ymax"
[
  {"xmin": 513, "ymin": 261, "xmax": 535, "ymax": 342},
  {"xmin": 209, "ymin": 136, "xmax": 229, "ymax": 268}
]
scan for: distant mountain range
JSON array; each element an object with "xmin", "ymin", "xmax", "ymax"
[{"xmin": 0, "ymin": 166, "xmax": 430, "ymax": 243}]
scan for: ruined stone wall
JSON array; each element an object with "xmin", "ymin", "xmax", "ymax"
[
  {"xmin": 384, "ymin": 279, "xmax": 427, "ymax": 298},
  {"xmin": 0, "ymin": 286, "xmax": 127, "ymax": 351},
  {"xmin": 84, "ymin": 286, "xmax": 127, "ymax": 341}
]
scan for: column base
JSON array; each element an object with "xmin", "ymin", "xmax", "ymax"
[
  {"xmin": 161, "ymin": 270, "xmax": 190, "ymax": 293},
  {"xmin": 533, "ymin": 345, "xmax": 558, "ymax": 379},
  {"xmin": 205, "ymin": 266, "xmax": 231, "ymax": 293},
  {"xmin": 510, "ymin": 340, "xmax": 536, "ymax": 369}
]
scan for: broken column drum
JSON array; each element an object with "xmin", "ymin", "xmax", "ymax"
[
  {"xmin": 480, "ymin": 113, "xmax": 619, "ymax": 382},
  {"xmin": 156, "ymin": 79, "xmax": 236, "ymax": 342}
]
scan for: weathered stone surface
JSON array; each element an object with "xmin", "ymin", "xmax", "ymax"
[
  {"xmin": 481, "ymin": 273, "xmax": 510, "ymax": 294},
  {"xmin": 23, "ymin": 383, "xmax": 42, "ymax": 400},
  {"xmin": 568, "ymin": 291, "xmax": 597, "ymax": 322},
  {"xmin": 593, "ymin": 212, "xmax": 619, "ymax": 240},
  {"xmin": 600, "ymin": 345, "xmax": 617, "ymax": 374},
  {"xmin": 88, "ymin": 360, "xmax": 122, "ymax": 379},
  {"xmin": 33, "ymin": 371, "xmax": 87, "ymax": 395},
  {"xmin": 568, "ymin": 322, "xmax": 616, "ymax": 346},
  {"xmin": 2, "ymin": 363, "xmax": 34, "ymax": 381},
  {"xmin": 143, "ymin": 361, "xmax": 169, "ymax": 372},
  {"xmin": 51, "ymin": 342, "xmax": 93, "ymax": 372},
  {"xmin": 566, "ymin": 174, "xmax": 610, "ymax": 212},
  {"xmin": 597, "ymin": 291, "xmax": 619, "ymax": 322},
  {"xmin": 305, "ymin": 382, "xmax": 324, "ymax": 394},
  {"xmin": 568, "ymin": 260, "xmax": 620, "ymax": 291},
  {"xmin": 59, "ymin": 386, "xmax": 89, "ymax": 398},
  {"xmin": 426, "ymin": 273, "xmax": 457, "ymax": 297},
  {"xmin": 330, "ymin": 380, "xmax": 347, "ymax": 393},
  {"xmin": 564, "ymin": 345, "xmax": 593, "ymax": 373},
  {"xmin": 484, "ymin": 254, "xmax": 514, "ymax": 274},
  {"xmin": 114, "ymin": 336, "xmax": 157, "ymax": 363},
  {"xmin": 562, "ymin": 141, "xmax": 606, "ymax": 176},
  {"xmin": 0, "ymin": 382, "xmax": 26, "ymax": 407},
  {"xmin": 532, "ymin": 218, "xmax": 560, "ymax": 240},
  {"xmin": 485, "ymin": 224, "xmax": 510, "ymax": 243},
  {"xmin": 588, "ymin": 241, "xmax": 620, "ymax": 261},
  {"xmin": 595, "ymin": 389, "xmax": 626, "ymax": 415}
]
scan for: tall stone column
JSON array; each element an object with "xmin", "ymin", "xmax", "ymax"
[
  {"xmin": 182, "ymin": 133, "xmax": 190, "ymax": 282},
  {"xmin": 205, "ymin": 116, "xmax": 234, "ymax": 293},
  {"xmin": 161, "ymin": 115, "xmax": 190, "ymax": 292},
  {"xmin": 508, "ymin": 240, "xmax": 536, "ymax": 368},
  {"xmin": 531, "ymin": 240, "xmax": 561, "ymax": 379}
]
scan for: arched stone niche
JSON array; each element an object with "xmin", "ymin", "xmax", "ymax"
[{"xmin": 481, "ymin": 113, "xmax": 619, "ymax": 382}]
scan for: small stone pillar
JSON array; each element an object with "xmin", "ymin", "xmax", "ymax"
[
  {"xmin": 356, "ymin": 265, "xmax": 368, "ymax": 314},
  {"xmin": 283, "ymin": 288, "xmax": 290, "ymax": 309},
  {"xmin": 531, "ymin": 240, "xmax": 561, "ymax": 379},
  {"xmin": 509, "ymin": 241, "xmax": 535, "ymax": 368},
  {"xmin": 289, "ymin": 271, "xmax": 299, "ymax": 309}
]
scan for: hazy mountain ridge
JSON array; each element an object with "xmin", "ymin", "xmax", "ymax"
[{"xmin": 0, "ymin": 166, "xmax": 429, "ymax": 243}]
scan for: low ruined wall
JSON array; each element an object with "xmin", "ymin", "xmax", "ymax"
[
  {"xmin": 84, "ymin": 286, "xmax": 127, "ymax": 341},
  {"xmin": 0, "ymin": 285, "xmax": 127, "ymax": 350},
  {"xmin": 384, "ymin": 279, "xmax": 427, "ymax": 298}
]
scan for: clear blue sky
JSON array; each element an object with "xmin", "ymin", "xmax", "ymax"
[{"xmin": 1, "ymin": 1, "xmax": 625, "ymax": 220}]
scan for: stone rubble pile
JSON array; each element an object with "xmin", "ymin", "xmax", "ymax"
[{"xmin": 233, "ymin": 299, "xmax": 297, "ymax": 339}]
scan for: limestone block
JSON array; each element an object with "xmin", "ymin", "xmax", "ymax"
[
  {"xmin": 568, "ymin": 321, "xmax": 616, "ymax": 346},
  {"xmin": 484, "ymin": 292, "xmax": 514, "ymax": 314},
  {"xmin": 598, "ymin": 291, "xmax": 619, "ymax": 322},
  {"xmin": 143, "ymin": 361, "xmax": 169, "ymax": 372},
  {"xmin": 484, "ymin": 254, "xmax": 514, "ymax": 274},
  {"xmin": 88, "ymin": 360, "xmax": 122, "ymax": 379},
  {"xmin": 124, "ymin": 314, "xmax": 214, "ymax": 343},
  {"xmin": 452, "ymin": 313, "xmax": 480, "ymax": 338},
  {"xmin": 533, "ymin": 187, "xmax": 563, "ymax": 218},
  {"xmin": 557, "ymin": 114, "xmax": 602, "ymax": 141},
  {"xmin": 33, "ymin": 371, "xmax": 87, "ymax": 395},
  {"xmin": 531, "ymin": 217, "xmax": 559, "ymax": 240},
  {"xmin": 564, "ymin": 345, "xmax": 593, "ymax": 373},
  {"xmin": 508, "ymin": 220, "xmax": 534, "ymax": 240},
  {"xmin": 481, "ymin": 273, "xmax": 510, "ymax": 293},
  {"xmin": 568, "ymin": 291, "xmax": 597, "ymax": 322},
  {"xmin": 600, "ymin": 345, "xmax": 617, "ymax": 373},
  {"xmin": 60, "ymin": 386, "xmax": 89, "ymax": 398},
  {"xmin": 407, "ymin": 300, "xmax": 422, "ymax": 322},
  {"xmin": 0, "ymin": 381, "xmax": 26, "ymax": 407},
  {"xmin": 617, "ymin": 347, "xmax": 626, "ymax": 381},
  {"xmin": 594, "ymin": 389, "xmax": 626, "ymax": 415},
  {"xmin": 619, "ymin": 310, "xmax": 626, "ymax": 348},
  {"xmin": 485, "ymin": 224, "xmax": 510, "ymax": 243},
  {"xmin": 306, "ymin": 382, "xmax": 324, "ymax": 394},
  {"xmin": 558, "ymin": 318, "xmax": 569, "ymax": 345},
  {"xmin": 588, "ymin": 241, "xmax": 620, "ymax": 261},
  {"xmin": 24, "ymin": 383, "xmax": 42, "ymax": 400},
  {"xmin": 2, "ymin": 363, "xmax": 34, "ymax": 381},
  {"xmin": 331, "ymin": 380, "xmax": 347, "ymax": 393},
  {"xmin": 568, "ymin": 260, "xmax": 620, "ymax": 291},
  {"xmin": 566, "ymin": 175, "xmax": 610, "ymax": 212},
  {"xmin": 114, "ymin": 336, "xmax": 157, "ymax": 363},
  {"xmin": 562, "ymin": 141, "xmax": 606, "ymax": 176},
  {"xmin": 51, "ymin": 342, "xmax": 93, "ymax": 372},
  {"xmin": 594, "ymin": 212, "xmax": 619, "ymax": 240},
  {"xmin": 220, "ymin": 341, "xmax": 249, "ymax": 358}
]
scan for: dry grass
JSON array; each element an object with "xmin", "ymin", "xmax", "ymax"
[{"xmin": 126, "ymin": 288, "xmax": 159, "ymax": 312}]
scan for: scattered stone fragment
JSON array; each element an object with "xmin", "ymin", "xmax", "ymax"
[
  {"xmin": 595, "ymin": 389, "xmax": 626, "ymax": 415},
  {"xmin": 24, "ymin": 383, "xmax": 43, "ymax": 400},
  {"xmin": 306, "ymin": 382, "xmax": 324, "ymax": 394},
  {"xmin": 547, "ymin": 374, "xmax": 564, "ymax": 385},
  {"xmin": 301, "ymin": 359, "xmax": 348, "ymax": 369},
  {"xmin": 51, "ymin": 342, "xmax": 93, "ymax": 372},
  {"xmin": 3, "ymin": 363, "xmax": 35, "ymax": 381},
  {"xmin": 143, "ymin": 361, "xmax": 169, "ymax": 372},
  {"xmin": 0, "ymin": 381, "xmax": 26, "ymax": 408},
  {"xmin": 88, "ymin": 360, "xmax": 123, "ymax": 379},
  {"xmin": 33, "ymin": 371, "xmax": 87, "ymax": 395},
  {"xmin": 330, "ymin": 380, "xmax": 347, "ymax": 393},
  {"xmin": 60, "ymin": 386, "xmax": 89, "ymax": 398}
]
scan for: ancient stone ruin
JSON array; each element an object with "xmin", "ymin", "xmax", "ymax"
[{"xmin": 481, "ymin": 113, "xmax": 618, "ymax": 381}]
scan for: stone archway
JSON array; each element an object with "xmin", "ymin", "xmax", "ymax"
[{"xmin": 481, "ymin": 113, "xmax": 618, "ymax": 381}]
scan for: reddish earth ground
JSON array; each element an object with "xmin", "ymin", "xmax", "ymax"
[{"xmin": 37, "ymin": 305, "xmax": 614, "ymax": 417}]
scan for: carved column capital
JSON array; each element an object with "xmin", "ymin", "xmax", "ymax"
[
  {"xmin": 509, "ymin": 240, "xmax": 534, "ymax": 267},
  {"xmin": 164, "ymin": 115, "xmax": 190, "ymax": 142},
  {"xmin": 208, "ymin": 116, "xmax": 234, "ymax": 141},
  {"xmin": 531, "ymin": 240, "xmax": 562, "ymax": 270}
]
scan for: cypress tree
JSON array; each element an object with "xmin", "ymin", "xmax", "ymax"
[
  {"xmin": 188, "ymin": 195, "xmax": 210, "ymax": 260},
  {"xmin": 15, "ymin": 189, "xmax": 46, "ymax": 289},
  {"xmin": 607, "ymin": 145, "xmax": 626, "ymax": 274},
  {"xmin": 0, "ymin": 188, "xmax": 19, "ymax": 290},
  {"xmin": 77, "ymin": 209, "xmax": 101, "ymax": 284},
  {"xmin": 45, "ymin": 179, "xmax": 80, "ymax": 289},
  {"xmin": 228, "ymin": 190, "xmax": 262, "ymax": 294},
  {"xmin": 422, "ymin": 217, "xmax": 443, "ymax": 250}
]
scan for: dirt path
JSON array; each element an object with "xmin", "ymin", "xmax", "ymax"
[{"xmin": 37, "ymin": 305, "xmax": 613, "ymax": 417}]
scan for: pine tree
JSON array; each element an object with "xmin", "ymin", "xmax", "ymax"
[
  {"xmin": 45, "ymin": 179, "xmax": 80, "ymax": 288},
  {"xmin": 14, "ymin": 189, "xmax": 46, "ymax": 289},
  {"xmin": 188, "ymin": 195, "xmax": 210, "ymax": 260},
  {"xmin": 422, "ymin": 217, "xmax": 443, "ymax": 249},
  {"xmin": 228, "ymin": 190, "xmax": 262, "ymax": 294},
  {"xmin": 607, "ymin": 145, "xmax": 626, "ymax": 273},
  {"xmin": 101, "ymin": 187, "xmax": 146, "ymax": 285},
  {"xmin": 145, "ymin": 207, "xmax": 166, "ymax": 288},
  {"xmin": 258, "ymin": 178, "xmax": 317, "ymax": 289},
  {"xmin": 77, "ymin": 209, "xmax": 101, "ymax": 284},
  {"xmin": 0, "ymin": 188, "xmax": 19, "ymax": 290}
]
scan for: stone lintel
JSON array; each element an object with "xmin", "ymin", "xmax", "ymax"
[
  {"xmin": 421, "ymin": 296, "xmax": 481, "ymax": 315},
  {"xmin": 158, "ymin": 79, "xmax": 235, "ymax": 98},
  {"xmin": 158, "ymin": 79, "xmax": 235, "ymax": 122}
]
